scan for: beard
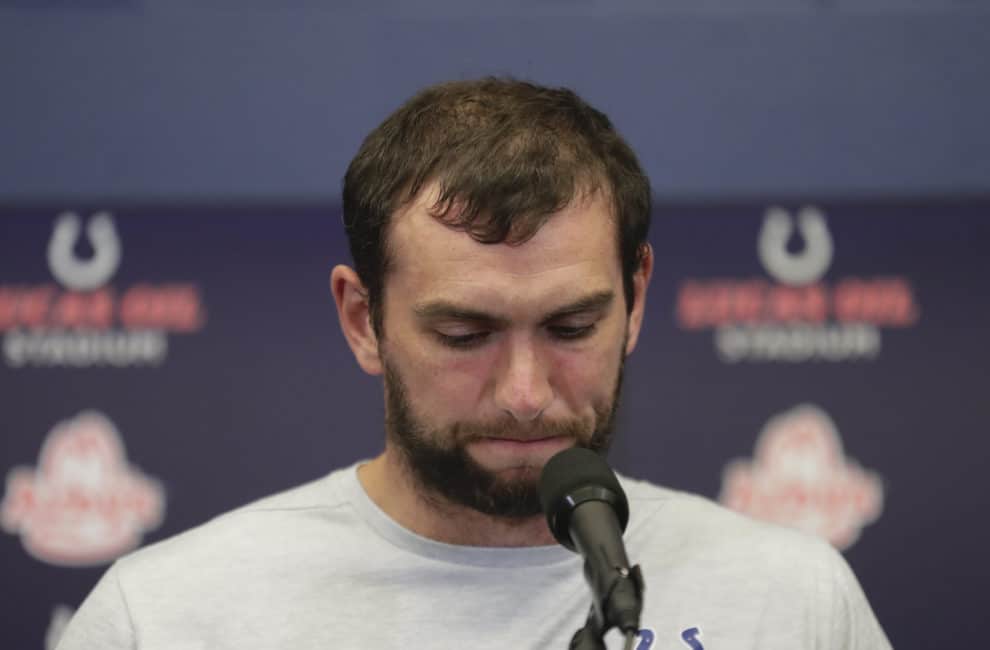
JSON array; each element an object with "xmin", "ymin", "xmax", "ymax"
[{"xmin": 383, "ymin": 356, "xmax": 624, "ymax": 520}]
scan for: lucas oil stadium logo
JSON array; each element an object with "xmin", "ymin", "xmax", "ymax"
[
  {"xmin": 0, "ymin": 211, "xmax": 206, "ymax": 368},
  {"xmin": 1, "ymin": 411, "xmax": 165, "ymax": 566},
  {"xmin": 675, "ymin": 206, "xmax": 920, "ymax": 363},
  {"xmin": 718, "ymin": 404, "xmax": 883, "ymax": 550}
]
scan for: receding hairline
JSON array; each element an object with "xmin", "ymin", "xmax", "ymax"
[
  {"xmin": 386, "ymin": 174, "xmax": 618, "ymax": 247},
  {"xmin": 379, "ymin": 179, "xmax": 620, "ymax": 280}
]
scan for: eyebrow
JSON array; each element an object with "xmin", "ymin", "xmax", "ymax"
[{"xmin": 412, "ymin": 290, "xmax": 615, "ymax": 325}]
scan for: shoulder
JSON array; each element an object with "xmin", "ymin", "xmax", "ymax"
[
  {"xmin": 114, "ymin": 465, "xmax": 359, "ymax": 583},
  {"xmin": 618, "ymin": 475, "xmax": 891, "ymax": 648},
  {"xmin": 619, "ymin": 474, "xmax": 844, "ymax": 577}
]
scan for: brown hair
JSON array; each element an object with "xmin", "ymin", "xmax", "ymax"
[{"xmin": 342, "ymin": 77, "xmax": 651, "ymax": 335}]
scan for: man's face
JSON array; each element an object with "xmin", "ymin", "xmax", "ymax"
[{"xmin": 378, "ymin": 187, "xmax": 639, "ymax": 519}]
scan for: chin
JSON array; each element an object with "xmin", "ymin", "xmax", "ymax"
[{"xmin": 490, "ymin": 465, "xmax": 543, "ymax": 482}]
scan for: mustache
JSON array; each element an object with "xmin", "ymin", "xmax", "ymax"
[{"xmin": 450, "ymin": 416, "xmax": 592, "ymax": 443}]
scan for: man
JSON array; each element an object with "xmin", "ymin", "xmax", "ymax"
[{"xmin": 58, "ymin": 79, "xmax": 891, "ymax": 649}]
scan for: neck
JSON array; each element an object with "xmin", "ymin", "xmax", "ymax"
[{"xmin": 357, "ymin": 448, "xmax": 557, "ymax": 547}]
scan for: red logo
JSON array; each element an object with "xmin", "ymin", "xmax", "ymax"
[
  {"xmin": 718, "ymin": 405, "xmax": 883, "ymax": 550},
  {"xmin": 1, "ymin": 411, "xmax": 165, "ymax": 566}
]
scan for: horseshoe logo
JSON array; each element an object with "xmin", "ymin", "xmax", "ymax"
[
  {"xmin": 47, "ymin": 212, "xmax": 122, "ymax": 291},
  {"xmin": 757, "ymin": 206, "xmax": 833, "ymax": 286}
]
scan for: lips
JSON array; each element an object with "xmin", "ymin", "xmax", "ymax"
[{"xmin": 467, "ymin": 435, "xmax": 576, "ymax": 469}]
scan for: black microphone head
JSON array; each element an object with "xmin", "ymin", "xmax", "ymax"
[{"xmin": 539, "ymin": 447, "xmax": 629, "ymax": 551}]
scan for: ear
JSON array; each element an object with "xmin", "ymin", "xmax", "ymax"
[
  {"xmin": 330, "ymin": 265, "xmax": 383, "ymax": 376},
  {"xmin": 624, "ymin": 243, "xmax": 654, "ymax": 356}
]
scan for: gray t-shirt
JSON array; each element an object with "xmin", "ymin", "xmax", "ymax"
[{"xmin": 57, "ymin": 464, "xmax": 892, "ymax": 649}]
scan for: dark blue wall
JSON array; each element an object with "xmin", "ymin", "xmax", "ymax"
[{"xmin": 2, "ymin": 1, "xmax": 989, "ymax": 201}]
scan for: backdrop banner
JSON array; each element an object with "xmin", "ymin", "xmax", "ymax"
[{"xmin": 2, "ymin": 202, "xmax": 987, "ymax": 649}]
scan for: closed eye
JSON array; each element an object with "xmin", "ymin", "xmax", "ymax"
[
  {"xmin": 549, "ymin": 324, "xmax": 596, "ymax": 340},
  {"xmin": 435, "ymin": 331, "xmax": 491, "ymax": 349}
]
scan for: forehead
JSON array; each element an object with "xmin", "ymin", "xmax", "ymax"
[{"xmin": 385, "ymin": 186, "xmax": 621, "ymax": 308}]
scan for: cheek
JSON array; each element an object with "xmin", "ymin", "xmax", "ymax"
[
  {"xmin": 549, "ymin": 344, "xmax": 622, "ymax": 406},
  {"xmin": 397, "ymin": 338, "xmax": 493, "ymax": 412}
]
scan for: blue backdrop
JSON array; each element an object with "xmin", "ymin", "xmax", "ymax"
[{"xmin": 2, "ymin": 203, "xmax": 987, "ymax": 649}]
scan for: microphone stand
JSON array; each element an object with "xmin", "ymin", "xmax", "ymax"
[{"xmin": 568, "ymin": 564, "xmax": 644, "ymax": 650}]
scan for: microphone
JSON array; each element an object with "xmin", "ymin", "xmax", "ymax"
[{"xmin": 539, "ymin": 447, "xmax": 644, "ymax": 643}]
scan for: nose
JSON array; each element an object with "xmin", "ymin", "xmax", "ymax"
[{"xmin": 493, "ymin": 334, "xmax": 554, "ymax": 422}]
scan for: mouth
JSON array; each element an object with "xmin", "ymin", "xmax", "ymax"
[
  {"xmin": 467, "ymin": 435, "xmax": 576, "ymax": 469},
  {"xmin": 486, "ymin": 434, "xmax": 564, "ymax": 443}
]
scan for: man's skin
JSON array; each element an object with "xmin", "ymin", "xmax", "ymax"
[{"xmin": 331, "ymin": 183, "xmax": 653, "ymax": 548}]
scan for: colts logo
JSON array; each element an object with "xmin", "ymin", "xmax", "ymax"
[
  {"xmin": 47, "ymin": 211, "xmax": 122, "ymax": 291},
  {"xmin": 680, "ymin": 627, "xmax": 704, "ymax": 649},
  {"xmin": 757, "ymin": 206, "xmax": 833, "ymax": 287},
  {"xmin": 623, "ymin": 627, "xmax": 703, "ymax": 650}
]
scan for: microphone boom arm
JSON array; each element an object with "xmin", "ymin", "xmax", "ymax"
[
  {"xmin": 539, "ymin": 448, "xmax": 647, "ymax": 649},
  {"xmin": 569, "ymin": 500, "xmax": 645, "ymax": 636}
]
